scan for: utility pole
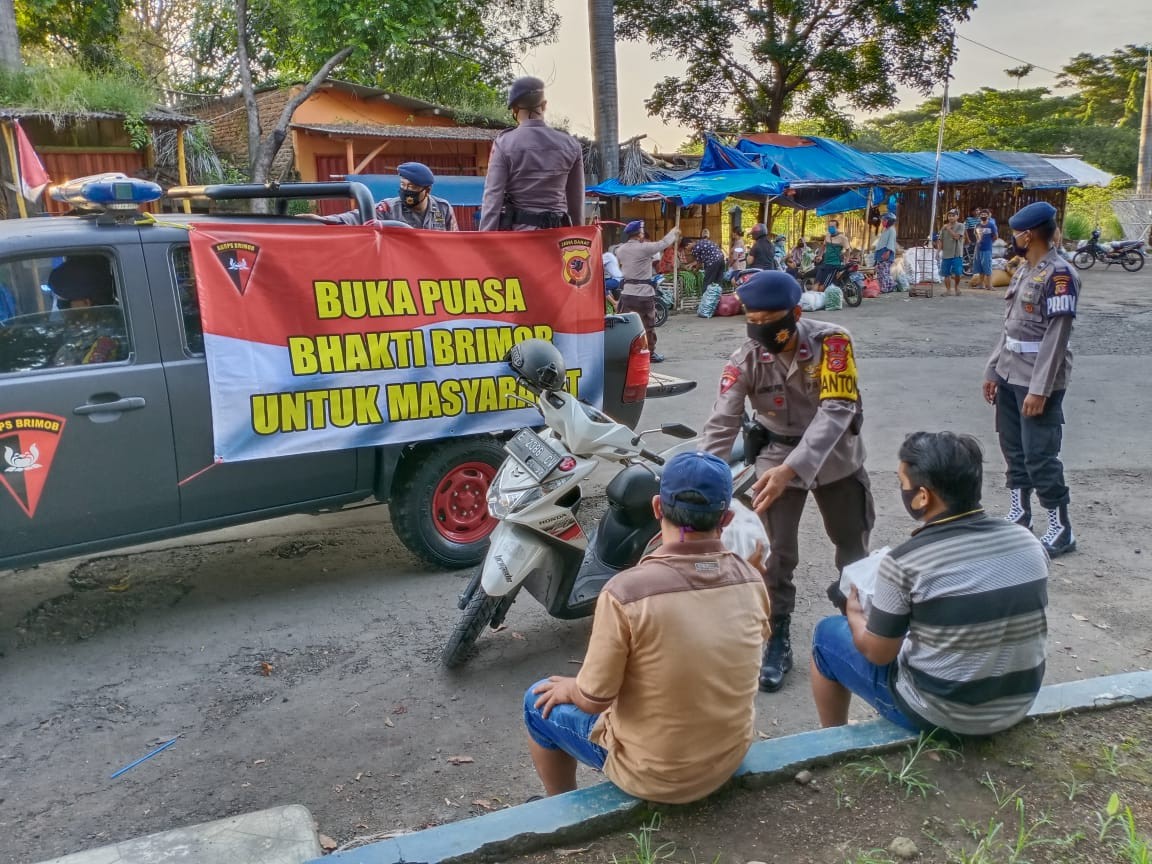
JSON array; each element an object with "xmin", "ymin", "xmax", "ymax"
[
  {"xmin": 0, "ymin": 0, "xmax": 22, "ymax": 71},
  {"xmin": 1137, "ymin": 52, "xmax": 1152, "ymax": 195}
]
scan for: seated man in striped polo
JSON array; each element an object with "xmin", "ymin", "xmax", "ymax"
[{"xmin": 810, "ymin": 431, "xmax": 1049, "ymax": 736}]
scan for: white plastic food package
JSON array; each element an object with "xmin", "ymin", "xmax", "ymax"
[
  {"xmin": 838, "ymin": 546, "xmax": 891, "ymax": 615},
  {"xmin": 799, "ymin": 290, "xmax": 826, "ymax": 311},
  {"xmin": 722, "ymin": 499, "xmax": 770, "ymax": 572}
]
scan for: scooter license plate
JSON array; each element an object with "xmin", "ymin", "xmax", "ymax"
[{"xmin": 505, "ymin": 428, "xmax": 562, "ymax": 481}]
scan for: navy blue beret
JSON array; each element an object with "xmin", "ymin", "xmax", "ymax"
[
  {"xmin": 623, "ymin": 220, "xmax": 644, "ymax": 236},
  {"xmin": 507, "ymin": 76, "xmax": 546, "ymax": 109},
  {"xmin": 737, "ymin": 270, "xmax": 802, "ymax": 311},
  {"xmin": 397, "ymin": 162, "xmax": 435, "ymax": 188},
  {"xmin": 1009, "ymin": 201, "xmax": 1058, "ymax": 231}
]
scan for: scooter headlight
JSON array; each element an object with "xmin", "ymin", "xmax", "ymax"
[{"xmin": 487, "ymin": 473, "xmax": 576, "ymax": 518}]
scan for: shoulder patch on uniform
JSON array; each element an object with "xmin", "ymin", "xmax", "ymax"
[
  {"xmin": 1045, "ymin": 270, "xmax": 1078, "ymax": 317},
  {"xmin": 819, "ymin": 333, "xmax": 859, "ymax": 402},
  {"xmin": 719, "ymin": 363, "xmax": 741, "ymax": 394}
]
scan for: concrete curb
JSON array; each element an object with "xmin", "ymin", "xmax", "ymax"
[{"xmin": 317, "ymin": 670, "xmax": 1152, "ymax": 864}]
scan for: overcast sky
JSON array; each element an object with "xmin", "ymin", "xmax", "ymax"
[{"xmin": 521, "ymin": 0, "xmax": 1151, "ymax": 153}]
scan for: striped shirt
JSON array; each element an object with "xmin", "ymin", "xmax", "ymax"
[{"xmin": 868, "ymin": 512, "xmax": 1048, "ymax": 735}]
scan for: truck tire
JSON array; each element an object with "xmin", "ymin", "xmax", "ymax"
[
  {"xmin": 442, "ymin": 588, "xmax": 502, "ymax": 668},
  {"xmin": 391, "ymin": 436, "xmax": 506, "ymax": 569}
]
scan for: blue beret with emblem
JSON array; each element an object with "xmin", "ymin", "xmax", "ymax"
[
  {"xmin": 1009, "ymin": 201, "xmax": 1058, "ymax": 231},
  {"xmin": 397, "ymin": 161, "xmax": 435, "ymax": 188},
  {"xmin": 736, "ymin": 269, "xmax": 802, "ymax": 311}
]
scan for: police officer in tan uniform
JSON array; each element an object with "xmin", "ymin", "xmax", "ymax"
[
  {"xmin": 615, "ymin": 219, "xmax": 680, "ymax": 362},
  {"xmin": 479, "ymin": 76, "xmax": 585, "ymax": 231},
  {"xmin": 702, "ymin": 270, "xmax": 873, "ymax": 692},
  {"xmin": 983, "ymin": 201, "xmax": 1078, "ymax": 557}
]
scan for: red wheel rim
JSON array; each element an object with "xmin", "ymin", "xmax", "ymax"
[{"xmin": 431, "ymin": 461, "xmax": 498, "ymax": 544}]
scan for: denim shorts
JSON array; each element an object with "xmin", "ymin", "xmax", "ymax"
[
  {"xmin": 940, "ymin": 256, "xmax": 964, "ymax": 277},
  {"xmin": 810, "ymin": 616, "xmax": 920, "ymax": 732},
  {"xmin": 523, "ymin": 681, "xmax": 607, "ymax": 769},
  {"xmin": 973, "ymin": 250, "xmax": 992, "ymax": 275}
]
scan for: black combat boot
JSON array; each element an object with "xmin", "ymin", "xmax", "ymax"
[
  {"xmin": 1041, "ymin": 504, "xmax": 1076, "ymax": 557},
  {"xmin": 1005, "ymin": 488, "xmax": 1033, "ymax": 529},
  {"xmin": 759, "ymin": 616, "xmax": 793, "ymax": 693}
]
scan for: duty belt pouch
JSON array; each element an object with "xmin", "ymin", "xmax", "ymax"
[{"xmin": 742, "ymin": 416, "xmax": 770, "ymax": 463}]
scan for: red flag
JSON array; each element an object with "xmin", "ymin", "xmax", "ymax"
[{"xmin": 13, "ymin": 120, "xmax": 50, "ymax": 202}]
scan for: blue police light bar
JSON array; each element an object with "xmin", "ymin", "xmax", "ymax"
[{"xmin": 50, "ymin": 173, "xmax": 163, "ymax": 210}]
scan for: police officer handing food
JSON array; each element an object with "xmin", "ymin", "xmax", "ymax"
[
  {"xmin": 703, "ymin": 270, "xmax": 873, "ymax": 692},
  {"xmin": 321, "ymin": 162, "xmax": 459, "ymax": 230},
  {"xmin": 479, "ymin": 76, "xmax": 585, "ymax": 231},
  {"xmin": 983, "ymin": 201, "xmax": 1078, "ymax": 557}
]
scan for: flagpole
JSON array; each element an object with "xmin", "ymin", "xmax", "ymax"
[
  {"xmin": 1, "ymin": 121, "xmax": 29, "ymax": 219},
  {"xmin": 927, "ymin": 39, "xmax": 954, "ymax": 247},
  {"xmin": 671, "ymin": 202, "xmax": 681, "ymax": 306}
]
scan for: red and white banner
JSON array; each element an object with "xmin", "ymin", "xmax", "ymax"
[
  {"xmin": 190, "ymin": 224, "xmax": 604, "ymax": 462},
  {"xmin": 12, "ymin": 120, "xmax": 50, "ymax": 202}
]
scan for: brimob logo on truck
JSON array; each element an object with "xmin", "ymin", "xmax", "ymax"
[
  {"xmin": 0, "ymin": 413, "xmax": 66, "ymax": 518},
  {"xmin": 213, "ymin": 241, "xmax": 261, "ymax": 295}
]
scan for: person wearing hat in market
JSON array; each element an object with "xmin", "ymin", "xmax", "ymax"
[
  {"xmin": 319, "ymin": 161, "xmax": 460, "ymax": 230},
  {"xmin": 702, "ymin": 270, "xmax": 872, "ymax": 693},
  {"xmin": 614, "ymin": 219, "xmax": 680, "ymax": 362},
  {"xmin": 873, "ymin": 212, "xmax": 898, "ymax": 292},
  {"xmin": 523, "ymin": 451, "xmax": 771, "ymax": 802},
  {"xmin": 479, "ymin": 76, "xmax": 585, "ymax": 231},
  {"xmin": 983, "ymin": 200, "xmax": 1079, "ymax": 557},
  {"xmin": 937, "ymin": 208, "xmax": 966, "ymax": 296}
]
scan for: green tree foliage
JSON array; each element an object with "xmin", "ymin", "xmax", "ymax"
[
  {"xmin": 1057, "ymin": 44, "xmax": 1149, "ymax": 128},
  {"xmin": 14, "ymin": 0, "xmax": 129, "ymax": 68},
  {"xmin": 613, "ymin": 0, "xmax": 976, "ymax": 135}
]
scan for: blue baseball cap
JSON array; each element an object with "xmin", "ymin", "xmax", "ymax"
[
  {"xmin": 1009, "ymin": 201, "xmax": 1058, "ymax": 231},
  {"xmin": 660, "ymin": 452, "xmax": 732, "ymax": 514},
  {"xmin": 397, "ymin": 162, "xmax": 435, "ymax": 188},
  {"xmin": 623, "ymin": 220, "xmax": 644, "ymax": 236},
  {"xmin": 736, "ymin": 269, "xmax": 802, "ymax": 312}
]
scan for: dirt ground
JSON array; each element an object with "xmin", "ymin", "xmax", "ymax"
[
  {"xmin": 2, "ymin": 266, "xmax": 1151, "ymax": 862},
  {"xmin": 508, "ymin": 703, "xmax": 1152, "ymax": 864}
]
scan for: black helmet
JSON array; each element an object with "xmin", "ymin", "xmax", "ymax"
[
  {"xmin": 507, "ymin": 76, "xmax": 546, "ymax": 110},
  {"xmin": 506, "ymin": 339, "xmax": 566, "ymax": 392}
]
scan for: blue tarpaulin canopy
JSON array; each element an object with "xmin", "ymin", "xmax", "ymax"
[
  {"xmin": 869, "ymin": 151, "xmax": 1023, "ymax": 184},
  {"xmin": 588, "ymin": 168, "xmax": 785, "ymax": 206},
  {"xmin": 350, "ymin": 174, "xmax": 487, "ymax": 207},
  {"xmin": 815, "ymin": 186, "xmax": 886, "ymax": 217},
  {"xmin": 735, "ymin": 136, "xmax": 916, "ymax": 187}
]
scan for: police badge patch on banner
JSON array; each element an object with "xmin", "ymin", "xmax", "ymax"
[{"xmin": 190, "ymin": 225, "xmax": 605, "ymax": 462}]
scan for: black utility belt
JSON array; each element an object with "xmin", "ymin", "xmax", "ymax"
[
  {"xmin": 766, "ymin": 430, "xmax": 803, "ymax": 447},
  {"xmin": 622, "ymin": 278, "xmax": 653, "ymax": 286},
  {"xmin": 509, "ymin": 209, "xmax": 572, "ymax": 228}
]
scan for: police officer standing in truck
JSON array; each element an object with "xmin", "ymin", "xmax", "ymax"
[
  {"xmin": 479, "ymin": 77, "xmax": 585, "ymax": 231},
  {"xmin": 320, "ymin": 162, "xmax": 459, "ymax": 230},
  {"xmin": 702, "ymin": 270, "xmax": 873, "ymax": 693},
  {"xmin": 983, "ymin": 201, "xmax": 1078, "ymax": 557}
]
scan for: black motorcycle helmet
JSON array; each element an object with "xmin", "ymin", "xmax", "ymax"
[{"xmin": 506, "ymin": 339, "xmax": 566, "ymax": 392}]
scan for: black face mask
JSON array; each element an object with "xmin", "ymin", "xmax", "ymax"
[
  {"xmin": 747, "ymin": 312, "xmax": 796, "ymax": 353},
  {"xmin": 901, "ymin": 487, "xmax": 928, "ymax": 521},
  {"xmin": 402, "ymin": 189, "xmax": 425, "ymax": 209}
]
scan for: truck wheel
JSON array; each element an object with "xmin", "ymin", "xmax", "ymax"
[
  {"xmin": 392, "ymin": 436, "xmax": 506, "ymax": 569},
  {"xmin": 442, "ymin": 588, "xmax": 502, "ymax": 668}
]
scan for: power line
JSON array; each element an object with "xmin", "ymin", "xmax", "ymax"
[{"xmin": 955, "ymin": 34, "xmax": 1060, "ymax": 76}]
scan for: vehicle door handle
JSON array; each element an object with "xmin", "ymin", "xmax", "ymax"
[{"xmin": 74, "ymin": 397, "xmax": 147, "ymax": 415}]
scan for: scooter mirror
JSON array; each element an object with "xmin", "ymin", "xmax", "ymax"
[{"xmin": 660, "ymin": 423, "xmax": 697, "ymax": 439}]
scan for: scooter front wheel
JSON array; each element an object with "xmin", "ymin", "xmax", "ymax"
[
  {"xmin": 653, "ymin": 302, "xmax": 669, "ymax": 328},
  {"xmin": 442, "ymin": 588, "xmax": 503, "ymax": 668}
]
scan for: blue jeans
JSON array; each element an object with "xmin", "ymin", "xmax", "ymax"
[
  {"xmin": 523, "ymin": 681, "xmax": 607, "ymax": 769},
  {"xmin": 811, "ymin": 616, "xmax": 920, "ymax": 732}
]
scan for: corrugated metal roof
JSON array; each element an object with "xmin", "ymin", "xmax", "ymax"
[
  {"xmin": 292, "ymin": 122, "xmax": 502, "ymax": 142},
  {"xmin": 976, "ymin": 150, "xmax": 1078, "ymax": 188},
  {"xmin": 869, "ymin": 151, "xmax": 1023, "ymax": 183},
  {"xmin": 0, "ymin": 106, "xmax": 197, "ymax": 126},
  {"xmin": 1040, "ymin": 156, "xmax": 1113, "ymax": 187}
]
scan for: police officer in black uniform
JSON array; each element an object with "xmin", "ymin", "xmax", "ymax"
[{"xmin": 983, "ymin": 201, "xmax": 1078, "ymax": 556}]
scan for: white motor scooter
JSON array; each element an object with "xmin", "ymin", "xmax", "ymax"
[{"xmin": 441, "ymin": 339, "xmax": 756, "ymax": 668}]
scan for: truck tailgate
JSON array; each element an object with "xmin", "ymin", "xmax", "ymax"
[{"xmin": 646, "ymin": 372, "xmax": 697, "ymax": 399}]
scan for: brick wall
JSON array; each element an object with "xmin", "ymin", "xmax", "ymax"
[{"xmin": 192, "ymin": 88, "xmax": 297, "ymax": 180}]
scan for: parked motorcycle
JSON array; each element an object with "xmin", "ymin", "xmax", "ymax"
[
  {"xmin": 441, "ymin": 339, "xmax": 752, "ymax": 668},
  {"xmin": 826, "ymin": 262, "xmax": 864, "ymax": 307},
  {"xmin": 653, "ymin": 283, "xmax": 675, "ymax": 327},
  {"xmin": 1072, "ymin": 229, "xmax": 1145, "ymax": 272}
]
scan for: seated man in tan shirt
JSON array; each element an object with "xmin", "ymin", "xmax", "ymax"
[{"xmin": 524, "ymin": 452, "xmax": 772, "ymax": 803}]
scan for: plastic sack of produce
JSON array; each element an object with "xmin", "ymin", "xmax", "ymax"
[
  {"xmin": 715, "ymin": 293, "xmax": 743, "ymax": 316},
  {"xmin": 799, "ymin": 290, "xmax": 826, "ymax": 311},
  {"xmin": 697, "ymin": 282, "xmax": 723, "ymax": 318},
  {"xmin": 823, "ymin": 284, "xmax": 844, "ymax": 311}
]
